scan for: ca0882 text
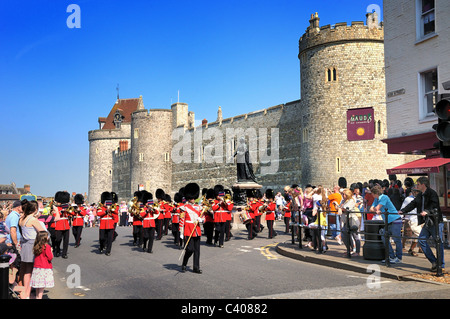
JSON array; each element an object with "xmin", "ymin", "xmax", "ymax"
[{"xmin": 225, "ymin": 303, "xmax": 268, "ymax": 314}]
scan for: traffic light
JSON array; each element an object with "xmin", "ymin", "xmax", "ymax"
[{"xmin": 433, "ymin": 99, "xmax": 450, "ymax": 158}]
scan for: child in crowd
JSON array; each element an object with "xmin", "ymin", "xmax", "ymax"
[{"xmin": 31, "ymin": 231, "xmax": 54, "ymax": 299}]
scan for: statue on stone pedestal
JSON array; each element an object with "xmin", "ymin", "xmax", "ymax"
[{"xmin": 233, "ymin": 137, "xmax": 257, "ymax": 183}]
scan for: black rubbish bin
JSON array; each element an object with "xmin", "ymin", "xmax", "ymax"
[{"xmin": 363, "ymin": 219, "xmax": 385, "ymax": 260}]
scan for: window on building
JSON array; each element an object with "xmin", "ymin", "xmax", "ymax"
[
  {"xmin": 419, "ymin": 68, "xmax": 438, "ymax": 118},
  {"xmin": 336, "ymin": 157, "xmax": 341, "ymax": 173},
  {"xmin": 326, "ymin": 68, "xmax": 337, "ymax": 82},
  {"xmin": 134, "ymin": 128, "xmax": 139, "ymax": 139},
  {"xmin": 164, "ymin": 152, "xmax": 170, "ymax": 162},
  {"xmin": 139, "ymin": 153, "xmax": 144, "ymax": 162},
  {"xmin": 302, "ymin": 128, "xmax": 308, "ymax": 143},
  {"xmin": 417, "ymin": 0, "xmax": 435, "ymax": 40}
]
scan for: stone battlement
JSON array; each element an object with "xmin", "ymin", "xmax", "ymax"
[{"xmin": 299, "ymin": 12, "xmax": 383, "ymax": 55}]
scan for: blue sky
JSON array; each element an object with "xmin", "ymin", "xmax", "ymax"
[{"xmin": 0, "ymin": 0, "xmax": 383, "ymax": 197}]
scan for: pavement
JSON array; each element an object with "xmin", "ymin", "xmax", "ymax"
[{"xmin": 275, "ymin": 229, "xmax": 450, "ymax": 285}]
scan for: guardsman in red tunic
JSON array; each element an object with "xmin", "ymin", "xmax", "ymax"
[
  {"xmin": 97, "ymin": 192, "xmax": 118, "ymax": 256},
  {"xmin": 180, "ymin": 183, "xmax": 204, "ymax": 274},
  {"xmin": 141, "ymin": 191, "xmax": 158, "ymax": 253},
  {"xmin": 163, "ymin": 194, "xmax": 172, "ymax": 236},
  {"xmin": 131, "ymin": 191, "xmax": 144, "ymax": 247},
  {"xmin": 212, "ymin": 185, "xmax": 233, "ymax": 248},
  {"xmin": 111, "ymin": 192, "xmax": 119, "ymax": 242},
  {"xmin": 224, "ymin": 189, "xmax": 234, "ymax": 241},
  {"xmin": 262, "ymin": 189, "xmax": 277, "ymax": 239},
  {"xmin": 244, "ymin": 189, "xmax": 258, "ymax": 240},
  {"xmin": 254, "ymin": 189, "xmax": 264, "ymax": 233},
  {"xmin": 53, "ymin": 191, "xmax": 71, "ymax": 258},
  {"xmin": 155, "ymin": 189, "xmax": 165, "ymax": 240},
  {"xmin": 202, "ymin": 189, "xmax": 215, "ymax": 245},
  {"xmin": 172, "ymin": 193, "xmax": 183, "ymax": 248},
  {"xmin": 283, "ymin": 195, "xmax": 292, "ymax": 233},
  {"xmin": 71, "ymin": 194, "xmax": 87, "ymax": 247}
]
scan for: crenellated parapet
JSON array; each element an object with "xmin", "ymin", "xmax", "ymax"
[{"xmin": 299, "ymin": 12, "xmax": 383, "ymax": 56}]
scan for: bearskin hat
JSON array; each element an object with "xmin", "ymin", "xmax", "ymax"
[
  {"xmin": 100, "ymin": 191, "xmax": 112, "ymax": 204},
  {"xmin": 214, "ymin": 184, "xmax": 224, "ymax": 197},
  {"xmin": 111, "ymin": 192, "xmax": 118, "ymax": 204},
  {"xmin": 134, "ymin": 191, "xmax": 144, "ymax": 203},
  {"xmin": 246, "ymin": 189, "xmax": 256, "ymax": 198},
  {"xmin": 55, "ymin": 191, "xmax": 70, "ymax": 204},
  {"xmin": 174, "ymin": 192, "xmax": 183, "ymax": 203},
  {"xmin": 156, "ymin": 188, "xmax": 165, "ymax": 200},
  {"xmin": 206, "ymin": 188, "xmax": 215, "ymax": 200},
  {"xmin": 142, "ymin": 190, "xmax": 153, "ymax": 204},
  {"xmin": 164, "ymin": 194, "xmax": 172, "ymax": 203},
  {"xmin": 265, "ymin": 188, "xmax": 274, "ymax": 199},
  {"xmin": 74, "ymin": 194, "xmax": 84, "ymax": 205},
  {"xmin": 184, "ymin": 183, "xmax": 200, "ymax": 200}
]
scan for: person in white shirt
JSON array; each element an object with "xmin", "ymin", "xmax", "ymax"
[{"xmin": 401, "ymin": 188, "xmax": 422, "ymax": 256}]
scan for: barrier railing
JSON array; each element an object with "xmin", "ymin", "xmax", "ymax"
[{"xmin": 289, "ymin": 208, "xmax": 445, "ymax": 276}]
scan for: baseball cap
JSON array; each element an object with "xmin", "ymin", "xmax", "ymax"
[{"xmin": 12, "ymin": 200, "xmax": 22, "ymax": 208}]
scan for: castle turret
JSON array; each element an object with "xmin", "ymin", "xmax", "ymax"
[
  {"xmin": 130, "ymin": 108, "xmax": 173, "ymax": 195},
  {"xmin": 297, "ymin": 12, "xmax": 405, "ymax": 186}
]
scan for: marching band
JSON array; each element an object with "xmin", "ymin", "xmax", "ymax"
[{"xmin": 40, "ymin": 184, "xmax": 285, "ymax": 273}]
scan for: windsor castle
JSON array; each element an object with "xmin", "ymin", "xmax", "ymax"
[{"xmin": 88, "ymin": 12, "xmax": 412, "ymax": 204}]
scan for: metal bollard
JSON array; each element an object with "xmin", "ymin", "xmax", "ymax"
[
  {"xmin": 0, "ymin": 254, "xmax": 12, "ymax": 299},
  {"xmin": 433, "ymin": 209, "xmax": 443, "ymax": 277},
  {"xmin": 383, "ymin": 209, "xmax": 390, "ymax": 267}
]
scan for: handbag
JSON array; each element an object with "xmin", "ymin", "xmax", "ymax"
[{"xmin": 424, "ymin": 213, "xmax": 434, "ymax": 228}]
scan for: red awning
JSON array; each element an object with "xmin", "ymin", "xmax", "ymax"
[{"xmin": 387, "ymin": 157, "xmax": 450, "ymax": 175}]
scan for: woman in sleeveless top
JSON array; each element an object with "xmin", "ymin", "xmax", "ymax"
[{"xmin": 18, "ymin": 200, "xmax": 47, "ymax": 299}]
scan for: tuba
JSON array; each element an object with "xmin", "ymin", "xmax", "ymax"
[
  {"xmin": 129, "ymin": 197, "xmax": 143, "ymax": 220},
  {"xmin": 224, "ymin": 193, "xmax": 233, "ymax": 204}
]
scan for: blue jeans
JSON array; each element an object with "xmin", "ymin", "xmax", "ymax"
[
  {"xmin": 382, "ymin": 220, "xmax": 402, "ymax": 260},
  {"xmin": 418, "ymin": 222, "xmax": 445, "ymax": 268}
]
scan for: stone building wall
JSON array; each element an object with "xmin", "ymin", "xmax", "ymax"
[
  {"xmin": 88, "ymin": 124, "xmax": 131, "ymax": 203},
  {"xmin": 130, "ymin": 109, "xmax": 173, "ymax": 197},
  {"xmin": 171, "ymin": 100, "xmax": 303, "ymax": 195}
]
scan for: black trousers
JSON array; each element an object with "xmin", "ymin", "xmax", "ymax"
[
  {"xmin": 183, "ymin": 236, "xmax": 200, "ymax": 270},
  {"xmin": 49, "ymin": 227, "xmax": 56, "ymax": 250},
  {"xmin": 133, "ymin": 225, "xmax": 143, "ymax": 245},
  {"xmin": 172, "ymin": 222, "xmax": 182, "ymax": 246},
  {"xmin": 255, "ymin": 215, "xmax": 263, "ymax": 232},
  {"xmin": 156, "ymin": 219, "xmax": 164, "ymax": 239},
  {"xmin": 246, "ymin": 222, "xmax": 258, "ymax": 239},
  {"xmin": 266, "ymin": 220, "xmax": 277, "ymax": 238},
  {"xmin": 72, "ymin": 226, "xmax": 83, "ymax": 246},
  {"xmin": 55, "ymin": 229, "xmax": 69, "ymax": 256},
  {"xmin": 214, "ymin": 222, "xmax": 226, "ymax": 246},
  {"xmin": 203, "ymin": 222, "xmax": 214, "ymax": 244},
  {"xmin": 99, "ymin": 228, "xmax": 114, "ymax": 254},
  {"xmin": 164, "ymin": 218, "xmax": 170, "ymax": 235},
  {"xmin": 142, "ymin": 227, "xmax": 155, "ymax": 252},
  {"xmin": 225, "ymin": 220, "xmax": 232, "ymax": 240}
]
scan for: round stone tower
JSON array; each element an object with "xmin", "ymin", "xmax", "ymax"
[
  {"xmin": 298, "ymin": 12, "xmax": 407, "ymax": 186},
  {"xmin": 130, "ymin": 108, "xmax": 173, "ymax": 196},
  {"xmin": 88, "ymin": 128, "xmax": 130, "ymax": 204}
]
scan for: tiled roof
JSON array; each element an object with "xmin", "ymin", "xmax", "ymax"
[{"xmin": 101, "ymin": 98, "xmax": 142, "ymax": 130}]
